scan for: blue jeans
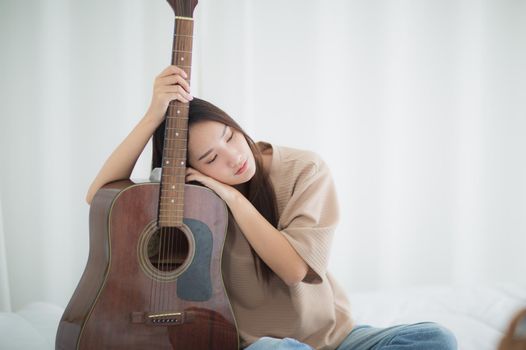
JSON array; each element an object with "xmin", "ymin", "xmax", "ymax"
[{"xmin": 244, "ymin": 322, "xmax": 457, "ymax": 350}]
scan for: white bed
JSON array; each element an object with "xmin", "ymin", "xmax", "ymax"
[{"xmin": 0, "ymin": 283, "xmax": 524, "ymax": 350}]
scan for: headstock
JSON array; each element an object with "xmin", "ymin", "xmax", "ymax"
[{"xmin": 165, "ymin": 0, "xmax": 198, "ymax": 18}]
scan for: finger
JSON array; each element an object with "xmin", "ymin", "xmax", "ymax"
[
  {"xmin": 158, "ymin": 85, "xmax": 193, "ymax": 100},
  {"xmin": 157, "ymin": 74, "xmax": 191, "ymax": 93},
  {"xmin": 157, "ymin": 65, "xmax": 188, "ymax": 79},
  {"xmin": 165, "ymin": 92, "xmax": 189, "ymax": 103}
]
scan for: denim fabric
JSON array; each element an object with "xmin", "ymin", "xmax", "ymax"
[
  {"xmin": 336, "ymin": 322, "xmax": 457, "ymax": 350},
  {"xmin": 244, "ymin": 322, "xmax": 457, "ymax": 350},
  {"xmin": 245, "ymin": 337, "xmax": 314, "ymax": 350}
]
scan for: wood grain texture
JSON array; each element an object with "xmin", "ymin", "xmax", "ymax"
[{"xmin": 56, "ymin": 181, "xmax": 238, "ymax": 349}]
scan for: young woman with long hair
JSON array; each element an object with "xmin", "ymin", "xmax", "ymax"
[{"xmin": 86, "ymin": 65, "xmax": 457, "ymax": 350}]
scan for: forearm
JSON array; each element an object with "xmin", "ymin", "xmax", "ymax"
[
  {"xmin": 85, "ymin": 112, "xmax": 161, "ymax": 205},
  {"xmin": 225, "ymin": 192, "xmax": 308, "ymax": 286}
]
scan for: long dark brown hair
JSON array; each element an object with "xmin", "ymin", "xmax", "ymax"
[{"xmin": 152, "ymin": 97, "xmax": 279, "ymax": 283}]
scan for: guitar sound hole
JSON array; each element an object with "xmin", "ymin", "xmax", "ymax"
[{"xmin": 147, "ymin": 227, "xmax": 189, "ymax": 272}]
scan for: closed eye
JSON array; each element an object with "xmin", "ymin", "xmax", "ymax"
[{"xmin": 206, "ymin": 130, "xmax": 234, "ymax": 164}]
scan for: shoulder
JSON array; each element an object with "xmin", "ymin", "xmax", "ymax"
[
  {"xmin": 275, "ymin": 144, "xmax": 328, "ymax": 179},
  {"xmin": 256, "ymin": 141, "xmax": 331, "ymax": 188}
]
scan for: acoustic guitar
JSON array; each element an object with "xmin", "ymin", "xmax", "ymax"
[{"xmin": 56, "ymin": 1, "xmax": 239, "ymax": 348}]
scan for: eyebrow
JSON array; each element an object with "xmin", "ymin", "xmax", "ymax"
[{"xmin": 197, "ymin": 124, "xmax": 228, "ymax": 161}]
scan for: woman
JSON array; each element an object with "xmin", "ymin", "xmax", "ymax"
[{"xmin": 86, "ymin": 65, "xmax": 457, "ymax": 350}]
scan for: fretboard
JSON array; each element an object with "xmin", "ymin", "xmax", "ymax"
[{"xmin": 158, "ymin": 16, "xmax": 194, "ymax": 228}]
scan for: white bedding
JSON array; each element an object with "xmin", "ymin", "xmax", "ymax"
[
  {"xmin": 0, "ymin": 302, "xmax": 63, "ymax": 350},
  {"xmin": 349, "ymin": 283, "xmax": 526, "ymax": 350},
  {"xmin": 0, "ymin": 283, "xmax": 524, "ymax": 350}
]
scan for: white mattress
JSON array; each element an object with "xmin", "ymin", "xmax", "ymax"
[
  {"xmin": 0, "ymin": 283, "xmax": 524, "ymax": 349},
  {"xmin": 349, "ymin": 283, "xmax": 526, "ymax": 350},
  {"xmin": 0, "ymin": 302, "xmax": 63, "ymax": 350}
]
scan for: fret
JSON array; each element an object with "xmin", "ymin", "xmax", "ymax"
[
  {"xmin": 162, "ymin": 135, "xmax": 187, "ymax": 140},
  {"xmin": 165, "ymin": 125, "xmax": 187, "ymax": 129},
  {"xmin": 173, "ymin": 49, "xmax": 192, "ymax": 54},
  {"xmin": 162, "ymin": 138, "xmax": 187, "ymax": 143},
  {"xmin": 162, "ymin": 142, "xmax": 187, "ymax": 147},
  {"xmin": 165, "ymin": 126, "xmax": 188, "ymax": 130},
  {"xmin": 160, "ymin": 162, "xmax": 186, "ymax": 166},
  {"xmin": 160, "ymin": 159, "xmax": 187, "ymax": 162},
  {"xmin": 167, "ymin": 104, "xmax": 189, "ymax": 108},
  {"xmin": 161, "ymin": 156, "xmax": 187, "ymax": 160},
  {"xmin": 164, "ymin": 137, "xmax": 187, "ymax": 141},
  {"xmin": 161, "ymin": 149, "xmax": 187, "ymax": 153},
  {"xmin": 160, "ymin": 167, "xmax": 186, "ymax": 172},
  {"xmin": 161, "ymin": 150, "xmax": 186, "ymax": 155},
  {"xmin": 159, "ymin": 173, "xmax": 186, "ymax": 177},
  {"xmin": 170, "ymin": 65, "xmax": 191, "ymax": 69},
  {"xmin": 160, "ymin": 166, "xmax": 186, "ymax": 169},
  {"xmin": 162, "ymin": 137, "xmax": 187, "ymax": 142},
  {"xmin": 173, "ymin": 34, "xmax": 193, "ymax": 38},
  {"xmin": 160, "ymin": 167, "xmax": 186, "ymax": 171},
  {"xmin": 161, "ymin": 146, "xmax": 187, "ymax": 151},
  {"xmin": 166, "ymin": 116, "xmax": 188, "ymax": 120},
  {"xmin": 165, "ymin": 126, "xmax": 188, "ymax": 131},
  {"xmin": 161, "ymin": 165, "xmax": 187, "ymax": 169}
]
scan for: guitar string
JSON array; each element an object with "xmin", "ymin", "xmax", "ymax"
[
  {"xmin": 148, "ymin": 17, "xmax": 193, "ymax": 317},
  {"xmin": 161, "ymin": 225, "xmax": 167, "ymax": 313},
  {"xmin": 171, "ymin": 19, "xmax": 188, "ymax": 315}
]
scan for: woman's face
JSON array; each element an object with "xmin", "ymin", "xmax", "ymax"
[{"xmin": 188, "ymin": 120, "xmax": 256, "ymax": 185}]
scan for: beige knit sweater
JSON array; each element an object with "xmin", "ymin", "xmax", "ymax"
[{"xmin": 221, "ymin": 141, "xmax": 354, "ymax": 350}]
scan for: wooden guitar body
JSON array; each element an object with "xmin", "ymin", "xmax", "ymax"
[{"xmin": 56, "ymin": 180, "xmax": 239, "ymax": 349}]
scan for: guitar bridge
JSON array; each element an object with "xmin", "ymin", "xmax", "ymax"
[{"xmin": 131, "ymin": 311, "xmax": 193, "ymax": 325}]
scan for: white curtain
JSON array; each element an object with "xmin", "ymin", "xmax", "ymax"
[
  {"xmin": 0, "ymin": 195, "xmax": 11, "ymax": 312},
  {"xmin": 0, "ymin": 0, "xmax": 525, "ymax": 311}
]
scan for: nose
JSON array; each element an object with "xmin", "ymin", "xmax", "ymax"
[{"xmin": 227, "ymin": 151, "xmax": 243, "ymax": 168}]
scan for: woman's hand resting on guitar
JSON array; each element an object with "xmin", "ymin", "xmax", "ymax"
[
  {"xmin": 186, "ymin": 167, "xmax": 240, "ymax": 205},
  {"xmin": 145, "ymin": 65, "xmax": 193, "ymax": 124}
]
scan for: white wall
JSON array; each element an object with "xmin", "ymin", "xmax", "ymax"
[
  {"xmin": 0, "ymin": 0, "xmax": 525, "ymax": 310},
  {"xmin": 0, "ymin": 195, "xmax": 11, "ymax": 312}
]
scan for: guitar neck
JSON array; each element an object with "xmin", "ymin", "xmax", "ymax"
[{"xmin": 158, "ymin": 15, "xmax": 194, "ymax": 228}]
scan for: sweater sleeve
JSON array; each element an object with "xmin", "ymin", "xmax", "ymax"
[{"xmin": 277, "ymin": 158, "xmax": 340, "ymax": 285}]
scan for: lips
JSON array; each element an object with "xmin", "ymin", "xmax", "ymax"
[{"xmin": 235, "ymin": 160, "xmax": 248, "ymax": 175}]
